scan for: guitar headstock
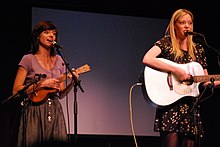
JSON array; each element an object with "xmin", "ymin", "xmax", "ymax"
[{"xmin": 73, "ymin": 64, "xmax": 91, "ymax": 74}]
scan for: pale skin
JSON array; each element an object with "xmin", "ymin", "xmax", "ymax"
[
  {"xmin": 13, "ymin": 29, "xmax": 79, "ymax": 98},
  {"xmin": 142, "ymin": 14, "xmax": 220, "ymax": 87}
]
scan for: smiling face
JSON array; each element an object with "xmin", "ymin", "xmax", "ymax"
[
  {"xmin": 31, "ymin": 21, "xmax": 58, "ymax": 55},
  {"xmin": 38, "ymin": 29, "xmax": 57, "ymax": 49}
]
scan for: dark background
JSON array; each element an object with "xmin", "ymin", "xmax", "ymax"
[{"xmin": 1, "ymin": 1, "xmax": 220, "ymax": 146}]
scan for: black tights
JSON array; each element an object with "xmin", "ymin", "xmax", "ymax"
[{"xmin": 160, "ymin": 132, "xmax": 196, "ymax": 147}]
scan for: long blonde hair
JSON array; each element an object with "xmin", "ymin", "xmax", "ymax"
[{"xmin": 166, "ymin": 9, "xmax": 196, "ymax": 60}]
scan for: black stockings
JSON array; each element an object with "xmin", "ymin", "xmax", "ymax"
[{"xmin": 160, "ymin": 132, "xmax": 195, "ymax": 147}]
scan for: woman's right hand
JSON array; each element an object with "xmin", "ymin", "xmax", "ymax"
[
  {"xmin": 172, "ymin": 67, "xmax": 191, "ymax": 83},
  {"xmin": 37, "ymin": 78, "xmax": 60, "ymax": 90}
]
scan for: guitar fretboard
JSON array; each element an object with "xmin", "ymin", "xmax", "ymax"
[{"xmin": 194, "ymin": 75, "xmax": 220, "ymax": 83}]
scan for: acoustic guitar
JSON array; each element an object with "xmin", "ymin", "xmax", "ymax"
[
  {"xmin": 142, "ymin": 58, "xmax": 220, "ymax": 107},
  {"xmin": 29, "ymin": 64, "xmax": 91, "ymax": 103}
]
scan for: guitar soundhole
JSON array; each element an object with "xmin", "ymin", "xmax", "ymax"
[
  {"xmin": 43, "ymin": 87, "xmax": 54, "ymax": 90},
  {"xmin": 182, "ymin": 81, "xmax": 191, "ymax": 85}
]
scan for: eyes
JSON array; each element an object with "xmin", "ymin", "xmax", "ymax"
[
  {"xmin": 177, "ymin": 21, "xmax": 193, "ymax": 26},
  {"xmin": 43, "ymin": 30, "xmax": 57, "ymax": 36}
]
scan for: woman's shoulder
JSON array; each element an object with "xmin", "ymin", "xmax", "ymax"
[
  {"xmin": 55, "ymin": 55, "xmax": 65, "ymax": 66},
  {"xmin": 22, "ymin": 53, "xmax": 34, "ymax": 58},
  {"xmin": 155, "ymin": 35, "xmax": 171, "ymax": 47},
  {"xmin": 159, "ymin": 35, "xmax": 170, "ymax": 42},
  {"xmin": 55, "ymin": 54, "xmax": 63, "ymax": 61},
  {"xmin": 18, "ymin": 54, "xmax": 35, "ymax": 69},
  {"xmin": 20, "ymin": 53, "xmax": 35, "ymax": 61}
]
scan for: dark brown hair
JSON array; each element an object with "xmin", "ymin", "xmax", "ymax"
[{"xmin": 30, "ymin": 20, "xmax": 58, "ymax": 56}]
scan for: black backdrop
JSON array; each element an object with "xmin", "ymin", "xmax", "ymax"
[{"xmin": 1, "ymin": 1, "xmax": 220, "ymax": 146}]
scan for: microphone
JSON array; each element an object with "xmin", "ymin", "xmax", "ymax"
[
  {"xmin": 184, "ymin": 31, "xmax": 203, "ymax": 37},
  {"xmin": 35, "ymin": 74, "xmax": 47, "ymax": 79},
  {"xmin": 1, "ymin": 73, "xmax": 47, "ymax": 103},
  {"xmin": 52, "ymin": 41, "xmax": 63, "ymax": 49},
  {"xmin": 185, "ymin": 31, "xmax": 209, "ymax": 48}
]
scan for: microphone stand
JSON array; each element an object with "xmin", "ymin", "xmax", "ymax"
[
  {"xmin": 188, "ymin": 78, "xmax": 215, "ymax": 147},
  {"xmin": 192, "ymin": 33, "xmax": 220, "ymax": 67},
  {"xmin": 2, "ymin": 74, "xmax": 45, "ymax": 147},
  {"xmin": 55, "ymin": 46, "xmax": 84, "ymax": 144},
  {"xmin": 192, "ymin": 32, "xmax": 218, "ymax": 146},
  {"xmin": 1, "ymin": 75, "xmax": 42, "ymax": 104}
]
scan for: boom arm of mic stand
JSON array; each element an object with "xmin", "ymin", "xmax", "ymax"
[
  {"xmin": 193, "ymin": 33, "xmax": 220, "ymax": 55},
  {"xmin": 72, "ymin": 72, "xmax": 84, "ymax": 93},
  {"xmin": 56, "ymin": 48, "xmax": 84, "ymax": 93},
  {"xmin": 1, "ymin": 78, "xmax": 40, "ymax": 104}
]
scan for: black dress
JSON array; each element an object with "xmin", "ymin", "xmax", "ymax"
[{"xmin": 153, "ymin": 35, "xmax": 207, "ymax": 138}]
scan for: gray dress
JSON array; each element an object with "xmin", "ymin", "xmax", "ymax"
[{"xmin": 17, "ymin": 54, "xmax": 68, "ymax": 147}]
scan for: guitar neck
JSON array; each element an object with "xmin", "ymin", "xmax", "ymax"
[
  {"xmin": 58, "ymin": 73, "xmax": 71, "ymax": 83},
  {"xmin": 58, "ymin": 64, "xmax": 91, "ymax": 83},
  {"xmin": 194, "ymin": 74, "xmax": 220, "ymax": 83}
]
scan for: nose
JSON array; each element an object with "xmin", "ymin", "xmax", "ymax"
[
  {"xmin": 49, "ymin": 33, "xmax": 55, "ymax": 37},
  {"xmin": 185, "ymin": 23, "xmax": 189, "ymax": 27}
]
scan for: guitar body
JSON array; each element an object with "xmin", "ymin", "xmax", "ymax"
[
  {"xmin": 29, "ymin": 88, "xmax": 57, "ymax": 103},
  {"xmin": 28, "ymin": 64, "xmax": 91, "ymax": 103},
  {"xmin": 142, "ymin": 58, "xmax": 205, "ymax": 107}
]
